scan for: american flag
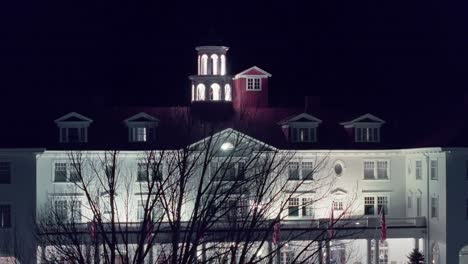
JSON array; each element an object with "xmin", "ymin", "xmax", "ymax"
[
  {"xmin": 272, "ymin": 220, "xmax": 280, "ymax": 245},
  {"xmin": 380, "ymin": 207, "xmax": 387, "ymax": 241}
]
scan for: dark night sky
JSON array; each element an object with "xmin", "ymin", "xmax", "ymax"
[{"xmin": 0, "ymin": 0, "xmax": 466, "ymax": 109}]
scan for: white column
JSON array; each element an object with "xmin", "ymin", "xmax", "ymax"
[
  {"xmin": 374, "ymin": 240, "xmax": 380, "ymax": 264},
  {"xmin": 325, "ymin": 241, "xmax": 331, "ymax": 264},
  {"xmin": 367, "ymin": 239, "xmax": 372, "ymax": 264},
  {"xmin": 414, "ymin": 238, "xmax": 419, "ymax": 250}
]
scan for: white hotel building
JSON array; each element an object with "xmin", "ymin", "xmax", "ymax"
[{"xmin": 1, "ymin": 46, "xmax": 468, "ymax": 264}]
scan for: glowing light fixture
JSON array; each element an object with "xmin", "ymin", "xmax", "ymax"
[{"xmin": 220, "ymin": 142, "xmax": 234, "ymax": 151}]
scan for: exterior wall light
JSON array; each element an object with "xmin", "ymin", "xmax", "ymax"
[{"xmin": 220, "ymin": 142, "xmax": 234, "ymax": 151}]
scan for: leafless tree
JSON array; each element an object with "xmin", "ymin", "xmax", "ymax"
[{"xmin": 36, "ymin": 116, "xmax": 361, "ymax": 264}]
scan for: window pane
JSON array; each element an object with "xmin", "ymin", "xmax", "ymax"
[
  {"xmin": 291, "ymin": 128, "xmax": 298, "ymax": 142},
  {"xmin": 364, "ymin": 161, "xmax": 375, "ymax": 179},
  {"xmin": 137, "ymin": 163, "xmax": 147, "ymax": 181},
  {"xmin": 302, "ymin": 162, "xmax": 314, "ymax": 180},
  {"xmin": 237, "ymin": 162, "xmax": 245, "ymax": 180},
  {"xmin": 302, "ymin": 198, "xmax": 313, "ymax": 217},
  {"xmin": 416, "ymin": 160, "xmax": 422, "ymax": 179},
  {"xmin": 288, "ymin": 162, "xmax": 299, "ymax": 180},
  {"xmin": 431, "ymin": 160, "xmax": 438, "ymax": 180},
  {"xmin": 55, "ymin": 200, "xmax": 68, "ymax": 222},
  {"xmin": 55, "ymin": 163, "xmax": 67, "ymax": 182},
  {"xmin": 70, "ymin": 201, "xmax": 81, "ymax": 223},
  {"xmin": 288, "ymin": 198, "xmax": 299, "ymax": 216},
  {"xmin": 69, "ymin": 163, "xmax": 80, "ymax": 182},
  {"xmin": 431, "ymin": 197, "xmax": 438, "ymax": 218},
  {"xmin": 137, "ymin": 200, "xmax": 145, "ymax": 221},
  {"xmin": 68, "ymin": 128, "xmax": 80, "ymax": 143},
  {"xmin": 377, "ymin": 196, "xmax": 388, "ymax": 214},
  {"xmin": 0, "ymin": 205, "xmax": 11, "ymax": 228},
  {"xmin": 0, "ymin": 162, "xmax": 11, "ymax": 184},
  {"xmin": 377, "ymin": 161, "xmax": 388, "ymax": 179},
  {"xmin": 364, "ymin": 197, "xmax": 375, "ymax": 215}
]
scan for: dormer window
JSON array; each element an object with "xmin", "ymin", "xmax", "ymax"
[
  {"xmin": 54, "ymin": 112, "xmax": 93, "ymax": 143},
  {"xmin": 246, "ymin": 78, "xmax": 261, "ymax": 91},
  {"xmin": 340, "ymin": 113, "xmax": 385, "ymax": 143},
  {"xmin": 124, "ymin": 112, "xmax": 159, "ymax": 143},
  {"xmin": 278, "ymin": 113, "xmax": 322, "ymax": 143}
]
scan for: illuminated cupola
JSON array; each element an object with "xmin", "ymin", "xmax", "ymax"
[{"xmin": 189, "ymin": 46, "xmax": 233, "ymax": 103}]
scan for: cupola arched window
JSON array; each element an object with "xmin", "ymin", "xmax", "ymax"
[
  {"xmin": 210, "ymin": 83, "xmax": 221, "ymax": 101},
  {"xmin": 196, "ymin": 84, "xmax": 206, "ymax": 101},
  {"xmin": 224, "ymin": 84, "xmax": 232, "ymax": 101}
]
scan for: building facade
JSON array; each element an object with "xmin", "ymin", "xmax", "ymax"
[{"xmin": 0, "ymin": 46, "xmax": 468, "ymax": 264}]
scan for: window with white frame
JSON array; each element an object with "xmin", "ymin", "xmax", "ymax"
[
  {"xmin": 333, "ymin": 200, "xmax": 344, "ymax": 211},
  {"xmin": 0, "ymin": 162, "xmax": 11, "ymax": 184},
  {"xmin": 288, "ymin": 161, "xmax": 314, "ymax": 180},
  {"xmin": 54, "ymin": 162, "xmax": 80, "ymax": 182},
  {"xmin": 60, "ymin": 127, "xmax": 88, "ymax": 143},
  {"xmin": 364, "ymin": 196, "xmax": 389, "ymax": 215},
  {"xmin": 416, "ymin": 196, "xmax": 422, "ymax": 217},
  {"xmin": 288, "ymin": 198, "xmax": 299, "ymax": 217},
  {"xmin": 211, "ymin": 161, "xmax": 245, "ymax": 181},
  {"xmin": 137, "ymin": 162, "xmax": 163, "ymax": 182},
  {"xmin": 407, "ymin": 195, "xmax": 412, "ymax": 209},
  {"xmin": 355, "ymin": 127, "xmax": 380, "ymax": 142},
  {"xmin": 0, "ymin": 204, "xmax": 11, "ymax": 228},
  {"xmin": 288, "ymin": 197, "xmax": 314, "ymax": 218},
  {"xmin": 291, "ymin": 127, "xmax": 317, "ymax": 143},
  {"xmin": 363, "ymin": 160, "xmax": 389, "ymax": 180},
  {"xmin": 129, "ymin": 126, "xmax": 156, "ymax": 142},
  {"xmin": 246, "ymin": 78, "xmax": 261, "ymax": 91},
  {"xmin": 431, "ymin": 196, "xmax": 438, "ymax": 218},
  {"xmin": 415, "ymin": 160, "xmax": 422, "ymax": 180},
  {"xmin": 54, "ymin": 200, "xmax": 82, "ymax": 223},
  {"xmin": 430, "ymin": 160, "xmax": 438, "ymax": 180},
  {"xmin": 302, "ymin": 197, "xmax": 314, "ymax": 217}
]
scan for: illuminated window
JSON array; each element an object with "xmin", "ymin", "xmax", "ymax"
[
  {"xmin": 196, "ymin": 84, "xmax": 206, "ymax": 100},
  {"xmin": 211, "ymin": 54, "xmax": 219, "ymax": 75},
  {"xmin": 201, "ymin": 54, "xmax": 208, "ymax": 75},
  {"xmin": 220, "ymin": 55, "xmax": 226, "ymax": 75},
  {"xmin": 210, "ymin": 83, "xmax": 221, "ymax": 101},
  {"xmin": 363, "ymin": 160, "xmax": 389, "ymax": 180},
  {"xmin": 224, "ymin": 84, "xmax": 232, "ymax": 101},
  {"xmin": 246, "ymin": 78, "xmax": 261, "ymax": 91}
]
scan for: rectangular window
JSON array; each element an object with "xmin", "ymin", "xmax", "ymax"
[
  {"xmin": 364, "ymin": 161, "xmax": 375, "ymax": 179},
  {"xmin": 302, "ymin": 162, "xmax": 314, "ymax": 180},
  {"xmin": 333, "ymin": 201, "xmax": 344, "ymax": 211},
  {"xmin": 54, "ymin": 163, "xmax": 68, "ymax": 182},
  {"xmin": 415, "ymin": 160, "xmax": 422, "ymax": 180},
  {"xmin": 299, "ymin": 128, "xmax": 309, "ymax": 142},
  {"xmin": 377, "ymin": 196, "xmax": 388, "ymax": 214},
  {"xmin": 137, "ymin": 200, "xmax": 145, "ymax": 221},
  {"xmin": 0, "ymin": 162, "xmax": 11, "ymax": 184},
  {"xmin": 280, "ymin": 251, "xmax": 294, "ymax": 264},
  {"xmin": 137, "ymin": 163, "xmax": 163, "ymax": 182},
  {"xmin": 377, "ymin": 161, "xmax": 388, "ymax": 179},
  {"xmin": 431, "ymin": 197, "xmax": 438, "ymax": 218},
  {"xmin": 408, "ymin": 196, "xmax": 412, "ymax": 209},
  {"xmin": 291, "ymin": 127, "xmax": 317, "ymax": 143},
  {"xmin": 364, "ymin": 197, "xmax": 375, "ymax": 215},
  {"xmin": 430, "ymin": 160, "xmax": 438, "ymax": 180},
  {"xmin": 237, "ymin": 162, "xmax": 245, "ymax": 180},
  {"xmin": 70, "ymin": 200, "xmax": 82, "ymax": 223},
  {"xmin": 0, "ymin": 205, "xmax": 11, "ymax": 228},
  {"xmin": 69, "ymin": 163, "xmax": 80, "ymax": 182},
  {"xmin": 288, "ymin": 198, "xmax": 299, "ymax": 217},
  {"xmin": 302, "ymin": 198, "xmax": 314, "ymax": 217},
  {"xmin": 246, "ymin": 78, "xmax": 261, "ymax": 91},
  {"xmin": 416, "ymin": 197, "xmax": 422, "ymax": 217},
  {"xmin": 54, "ymin": 200, "xmax": 68, "ymax": 222},
  {"xmin": 356, "ymin": 127, "xmax": 379, "ymax": 142},
  {"xmin": 288, "ymin": 162, "xmax": 299, "ymax": 180},
  {"xmin": 136, "ymin": 127, "xmax": 147, "ymax": 142}
]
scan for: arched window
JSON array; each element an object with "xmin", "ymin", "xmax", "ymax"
[
  {"xmin": 211, "ymin": 54, "xmax": 219, "ymax": 75},
  {"xmin": 210, "ymin": 83, "xmax": 221, "ymax": 101},
  {"xmin": 196, "ymin": 84, "xmax": 206, "ymax": 100},
  {"xmin": 191, "ymin": 84, "xmax": 195, "ymax": 101},
  {"xmin": 201, "ymin": 55, "xmax": 208, "ymax": 75},
  {"xmin": 220, "ymin": 55, "xmax": 226, "ymax": 75},
  {"xmin": 224, "ymin": 84, "xmax": 232, "ymax": 101}
]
